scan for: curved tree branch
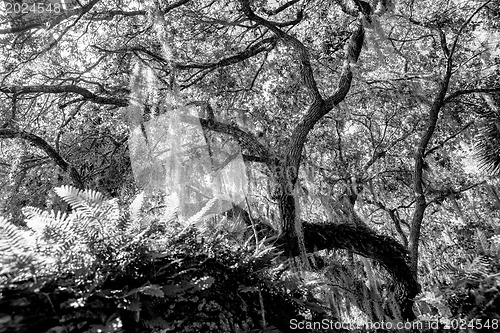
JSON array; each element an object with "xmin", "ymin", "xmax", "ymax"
[
  {"xmin": 287, "ymin": 18, "xmax": 364, "ymax": 169},
  {"xmin": 239, "ymin": 0, "xmax": 366, "ymax": 184},
  {"xmin": 280, "ymin": 222, "xmax": 420, "ymax": 320},
  {"xmin": 176, "ymin": 37, "xmax": 277, "ymax": 70},
  {"xmin": 0, "ymin": 128, "xmax": 83, "ymax": 187},
  {"xmin": 239, "ymin": 0, "xmax": 321, "ymax": 100},
  {"xmin": 0, "ymin": 0, "xmax": 193, "ymax": 34},
  {"xmin": 197, "ymin": 118, "xmax": 272, "ymax": 163},
  {"xmin": 240, "ymin": 0, "xmax": 367, "ymax": 250},
  {"xmin": 444, "ymin": 87, "xmax": 500, "ymax": 104},
  {"xmin": 0, "ymin": 85, "xmax": 270, "ymax": 162},
  {"xmin": 278, "ymin": 20, "xmax": 365, "ymax": 237},
  {"xmin": 0, "ymin": 85, "xmax": 128, "ymax": 107},
  {"xmin": 262, "ymin": 0, "xmax": 301, "ymax": 16},
  {"xmin": 287, "ymin": 19, "xmax": 365, "ymax": 179},
  {"xmin": 88, "ymin": 10, "xmax": 147, "ymax": 20},
  {"xmin": 448, "ymin": 0, "xmax": 493, "ymax": 58},
  {"xmin": 91, "ymin": 37, "xmax": 277, "ymax": 91}
]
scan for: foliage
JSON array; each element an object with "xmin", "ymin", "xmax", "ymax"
[
  {"xmin": 1, "ymin": 185, "xmax": 147, "ymax": 281},
  {"xmin": 416, "ymin": 228, "xmax": 500, "ymax": 331},
  {"xmin": 1, "ymin": 0, "xmax": 500, "ymax": 330},
  {"xmin": 0, "ymin": 186, "xmax": 324, "ymax": 333},
  {"xmin": 443, "ymin": 230, "xmax": 500, "ymax": 323}
]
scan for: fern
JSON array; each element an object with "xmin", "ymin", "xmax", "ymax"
[
  {"xmin": 3, "ymin": 185, "xmax": 246, "ymax": 284},
  {"xmin": 103, "ymin": 198, "xmax": 120, "ymax": 224},
  {"xmin": 23, "ymin": 206, "xmax": 78, "ymax": 258},
  {"xmin": 0, "ymin": 216, "xmax": 29, "ymax": 256},
  {"xmin": 52, "ymin": 186, "xmax": 126, "ymax": 241},
  {"xmin": 54, "ymin": 185, "xmax": 105, "ymax": 221},
  {"xmin": 476, "ymin": 228, "xmax": 490, "ymax": 254},
  {"xmin": 23, "ymin": 206, "xmax": 71, "ymax": 233},
  {"xmin": 56, "ymin": 185, "xmax": 105, "ymax": 205},
  {"xmin": 0, "ymin": 216, "xmax": 39, "ymax": 278},
  {"xmin": 118, "ymin": 191, "xmax": 145, "ymax": 231}
]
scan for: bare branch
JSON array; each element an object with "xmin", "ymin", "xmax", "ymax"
[
  {"xmin": 197, "ymin": 117, "xmax": 272, "ymax": 163},
  {"xmin": 0, "ymin": 85, "xmax": 269, "ymax": 163},
  {"xmin": 426, "ymin": 181, "xmax": 486, "ymax": 207},
  {"xmin": 88, "ymin": 10, "xmax": 147, "ymax": 20},
  {"xmin": 365, "ymin": 198, "xmax": 408, "ymax": 247}
]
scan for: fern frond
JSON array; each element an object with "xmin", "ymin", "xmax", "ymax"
[
  {"xmin": 476, "ymin": 228, "xmax": 490, "ymax": 254},
  {"xmin": 57, "ymin": 185, "xmax": 105, "ymax": 203},
  {"xmin": 22, "ymin": 206, "xmax": 46, "ymax": 220},
  {"xmin": 463, "ymin": 255, "xmax": 490, "ymax": 278},
  {"xmin": 22, "ymin": 207, "xmax": 82, "ymax": 261},
  {"xmin": 117, "ymin": 211, "xmax": 134, "ymax": 231},
  {"xmin": 436, "ymin": 262, "xmax": 460, "ymax": 273},
  {"xmin": 474, "ymin": 106, "xmax": 500, "ymax": 175},
  {"xmin": 92, "ymin": 199, "xmax": 121, "ymax": 235},
  {"xmin": 23, "ymin": 207, "xmax": 73, "ymax": 238},
  {"xmin": 54, "ymin": 185, "xmax": 104, "ymax": 220},
  {"xmin": 23, "ymin": 206, "xmax": 70, "ymax": 234},
  {"xmin": 0, "ymin": 216, "xmax": 29, "ymax": 255},
  {"xmin": 104, "ymin": 198, "xmax": 120, "ymax": 224}
]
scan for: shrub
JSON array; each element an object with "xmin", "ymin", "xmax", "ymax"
[{"xmin": 0, "ymin": 186, "xmax": 316, "ymax": 332}]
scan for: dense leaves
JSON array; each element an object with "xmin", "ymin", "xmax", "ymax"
[{"xmin": 1, "ymin": 0, "xmax": 500, "ymax": 331}]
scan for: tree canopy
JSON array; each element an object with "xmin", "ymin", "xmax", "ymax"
[{"xmin": 1, "ymin": 0, "xmax": 500, "ymax": 331}]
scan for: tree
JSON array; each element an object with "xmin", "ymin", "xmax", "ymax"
[{"xmin": 1, "ymin": 0, "xmax": 500, "ymax": 321}]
